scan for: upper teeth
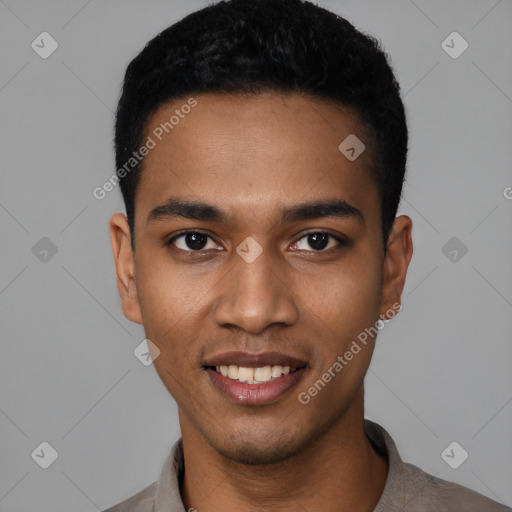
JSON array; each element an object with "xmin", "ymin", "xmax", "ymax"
[{"xmin": 215, "ymin": 365, "xmax": 294, "ymax": 383}]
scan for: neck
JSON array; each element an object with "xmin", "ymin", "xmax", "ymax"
[{"xmin": 179, "ymin": 390, "xmax": 388, "ymax": 512}]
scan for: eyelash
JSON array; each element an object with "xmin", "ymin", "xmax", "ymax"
[{"xmin": 166, "ymin": 230, "xmax": 347, "ymax": 254}]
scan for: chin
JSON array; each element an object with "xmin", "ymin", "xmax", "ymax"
[
  {"xmin": 217, "ymin": 438, "xmax": 303, "ymax": 466},
  {"xmin": 208, "ymin": 424, "xmax": 316, "ymax": 466}
]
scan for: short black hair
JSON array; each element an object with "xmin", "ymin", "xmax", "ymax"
[{"xmin": 114, "ymin": 0, "xmax": 408, "ymax": 252}]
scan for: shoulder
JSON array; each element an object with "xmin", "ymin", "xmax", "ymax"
[
  {"xmin": 101, "ymin": 481, "xmax": 157, "ymax": 512},
  {"xmin": 101, "ymin": 438, "xmax": 185, "ymax": 512},
  {"xmin": 364, "ymin": 419, "xmax": 510, "ymax": 512},
  {"xmin": 400, "ymin": 461, "xmax": 510, "ymax": 512}
]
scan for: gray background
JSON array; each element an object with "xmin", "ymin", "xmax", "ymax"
[{"xmin": 1, "ymin": 0, "xmax": 511, "ymax": 510}]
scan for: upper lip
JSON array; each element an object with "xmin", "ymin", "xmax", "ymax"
[{"xmin": 203, "ymin": 351, "xmax": 307, "ymax": 369}]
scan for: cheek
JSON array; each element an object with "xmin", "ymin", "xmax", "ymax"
[
  {"xmin": 134, "ymin": 251, "xmax": 212, "ymax": 363},
  {"xmin": 147, "ymin": 314, "xmax": 207, "ymax": 406},
  {"xmin": 303, "ymin": 254, "xmax": 382, "ymax": 338},
  {"xmin": 297, "ymin": 265, "xmax": 381, "ymax": 407},
  {"xmin": 135, "ymin": 252, "xmax": 195, "ymax": 327}
]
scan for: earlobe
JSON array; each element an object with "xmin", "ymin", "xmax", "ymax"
[
  {"xmin": 379, "ymin": 215, "xmax": 413, "ymax": 319},
  {"xmin": 109, "ymin": 213, "xmax": 143, "ymax": 324}
]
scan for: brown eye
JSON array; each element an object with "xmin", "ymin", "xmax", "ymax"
[
  {"xmin": 306, "ymin": 233, "xmax": 329, "ymax": 250},
  {"xmin": 168, "ymin": 231, "xmax": 222, "ymax": 252},
  {"xmin": 292, "ymin": 232, "xmax": 345, "ymax": 252}
]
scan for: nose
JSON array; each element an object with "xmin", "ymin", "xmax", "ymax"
[{"xmin": 212, "ymin": 249, "xmax": 299, "ymax": 334}]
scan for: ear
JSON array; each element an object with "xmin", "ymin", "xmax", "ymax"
[
  {"xmin": 379, "ymin": 215, "xmax": 413, "ymax": 319},
  {"xmin": 109, "ymin": 213, "xmax": 143, "ymax": 324}
]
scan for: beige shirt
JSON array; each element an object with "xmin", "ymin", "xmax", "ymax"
[{"xmin": 103, "ymin": 419, "xmax": 510, "ymax": 512}]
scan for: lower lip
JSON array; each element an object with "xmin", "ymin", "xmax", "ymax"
[{"xmin": 206, "ymin": 367, "xmax": 306, "ymax": 405}]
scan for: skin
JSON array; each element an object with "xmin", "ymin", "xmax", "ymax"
[{"xmin": 110, "ymin": 92, "xmax": 413, "ymax": 512}]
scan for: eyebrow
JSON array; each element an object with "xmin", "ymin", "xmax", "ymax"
[{"xmin": 146, "ymin": 196, "xmax": 365, "ymax": 226}]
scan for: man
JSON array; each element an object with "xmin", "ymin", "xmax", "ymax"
[{"xmin": 105, "ymin": 0, "xmax": 510, "ymax": 510}]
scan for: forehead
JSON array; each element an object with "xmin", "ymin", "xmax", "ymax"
[{"xmin": 136, "ymin": 92, "xmax": 379, "ymax": 228}]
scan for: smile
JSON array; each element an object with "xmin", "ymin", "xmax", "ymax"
[
  {"xmin": 211, "ymin": 364, "xmax": 300, "ymax": 384},
  {"xmin": 203, "ymin": 350, "xmax": 308, "ymax": 404}
]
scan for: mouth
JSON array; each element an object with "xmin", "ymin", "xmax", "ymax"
[
  {"xmin": 203, "ymin": 351, "xmax": 308, "ymax": 404},
  {"xmin": 206, "ymin": 364, "xmax": 303, "ymax": 384}
]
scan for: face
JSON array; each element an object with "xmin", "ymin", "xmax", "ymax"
[{"xmin": 110, "ymin": 92, "xmax": 413, "ymax": 465}]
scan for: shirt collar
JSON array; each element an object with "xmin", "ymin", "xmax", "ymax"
[{"xmin": 155, "ymin": 436, "xmax": 186, "ymax": 512}]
